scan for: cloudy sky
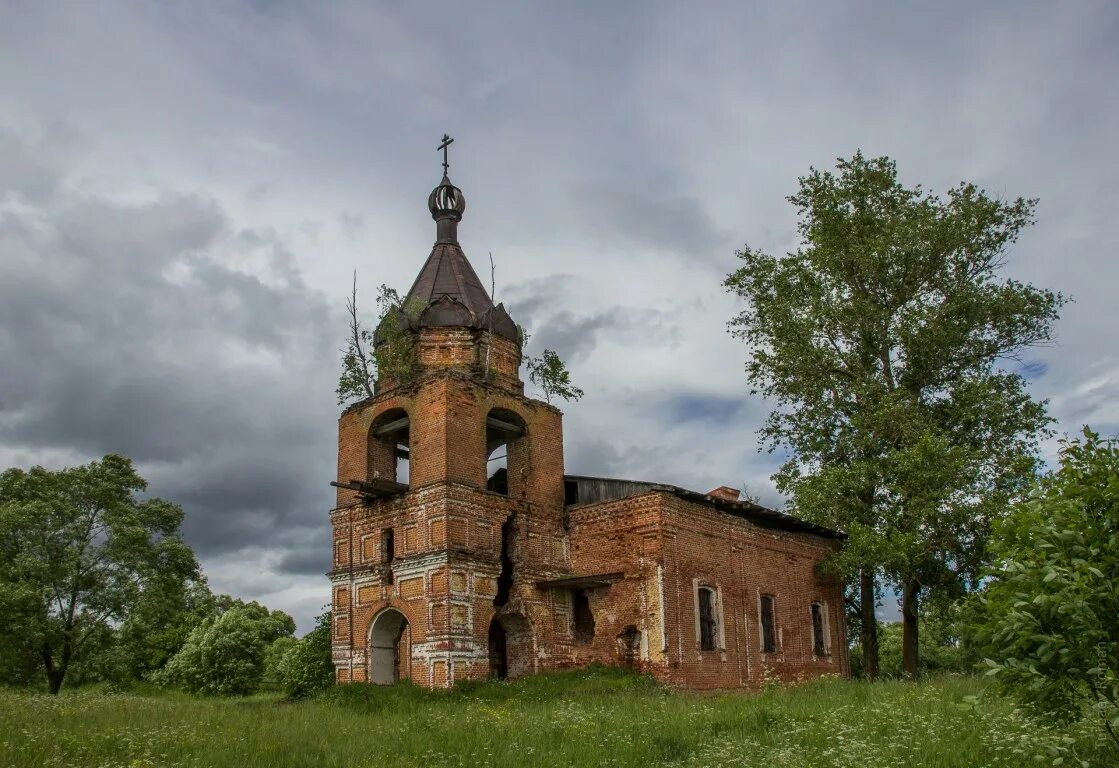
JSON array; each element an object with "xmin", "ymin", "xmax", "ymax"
[{"xmin": 1, "ymin": 2, "xmax": 1116, "ymax": 630}]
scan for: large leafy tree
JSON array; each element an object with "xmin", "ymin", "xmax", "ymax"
[
  {"xmin": 978, "ymin": 429, "xmax": 1119, "ymax": 751},
  {"xmin": 724, "ymin": 152, "xmax": 1063, "ymax": 677},
  {"xmin": 0, "ymin": 454, "xmax": 199, "ymax": 693}
]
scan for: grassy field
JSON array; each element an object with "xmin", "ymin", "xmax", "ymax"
[{"xmin": 0, "ymin": 668, "xmax": 1111, "ymax": 768}]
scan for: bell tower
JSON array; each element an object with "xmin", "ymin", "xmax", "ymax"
[{"xmin": 329, "ymin": 138, "xmax": 570, "ymax": 687}]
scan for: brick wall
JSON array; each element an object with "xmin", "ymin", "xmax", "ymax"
[
  {"xmin": 330, "ymin": 324, "xmax": 847, "ymax": 689},
  {"xmin": 564, "ymin": 491, "xmax": 848, "ymax": 689}
]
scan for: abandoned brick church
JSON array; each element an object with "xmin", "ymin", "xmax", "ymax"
[{"xmin": 329, "ymin": 153, "xmax": 849, "ymax": 689}]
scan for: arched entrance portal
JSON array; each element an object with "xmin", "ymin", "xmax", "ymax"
[
  {"xmin": 369, "ymin": 609, "xmax": 410, "ymax": 685},
  {"xmin": 487, "ymin": 613, "xmax": 534, "ymax": 680}
]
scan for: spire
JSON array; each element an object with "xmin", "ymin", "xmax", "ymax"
[{"xmin": 378, "ymin": 136, "xmax": 519, "ymax": 345}]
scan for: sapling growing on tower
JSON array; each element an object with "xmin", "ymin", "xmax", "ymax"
[
  {"xmin": 336, "ymin": 274, "xmax": 424, "ymax": 405},
  {"xmin": 526, "ymin": 349, "xmax": 584, "ymax": 404}
]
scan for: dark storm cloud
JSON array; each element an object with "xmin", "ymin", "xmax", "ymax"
[
  {"xmin": 0, "ymin": 125, "xmax": 339, "ymax": 587},
  {"xmin": 667, "ymin": 394, "xmax": 744, "ymax": 425},
  {"xmin": 506, "ymin": 273, "xmax": 680, "ymax": 364},
  {"xmin": 575, "ymin": 182, "xmax": 731, "ymax": 263},
  {"xmin": 274, "ymin": 527, "xmax": 333, "ymax": 577}
]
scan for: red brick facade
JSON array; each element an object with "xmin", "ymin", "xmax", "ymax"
[
  {"xmin": 330, "ymin": 325, "xmax": 848, "ymax": 689},
  {"xmin": 329, "ymin": 166, "xmax": 847, "ymax": 688}
]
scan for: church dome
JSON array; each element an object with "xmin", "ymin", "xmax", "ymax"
[{"xmin": 427, "ymin": 175, "xmax": 465, "ymax": 221}]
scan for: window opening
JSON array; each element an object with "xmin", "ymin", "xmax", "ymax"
[
  {"xmin": 698, "ymin": 587, "xmax": 718, "ymax": 651},
  {"xmin": 811, "ymin": 602, "xmax": 827, "ymax": 656},
  {"xmin": 563, "ymin": 479, "xmax": 579, "ymax": 506},
  {"xmin": 369, "ymin": 410, "xmax": 410, "ymax": 487},
  {"xmin": 396, "ymin": 443, "xmax": 409, "ymax": 484},
  {"xmin": 486, "ymin": 457, "xmax": 508, "ymax": 495},
  {"xmin": 485, "ymin": 410, "xmax": 525, "ymax": 496},
  {"xmin": 572, "ymin": 589, "xmax": 595, "ymax": 645},
  {"xmin": 760, "ymin": 594, "xmax": 777, "ymax": 653}
]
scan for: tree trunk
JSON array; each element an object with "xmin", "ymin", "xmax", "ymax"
[
  {"xmin": 902, "ymin": 578, "xmax": 920, "ymax": 679},
  {"xmin": 42, "ymin": 644, "xmax": 64, "ymax": 695},
  {"xmin": 860, "ymin": 568, "xmax": 879, "ymax": 680}
]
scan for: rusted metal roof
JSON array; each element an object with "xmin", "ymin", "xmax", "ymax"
[
  {"xmin": 563, "ymin": 474, "xmax": 845, "ymax": 540},
  {"xmin": 405, "ymin": 241, "xmax": 496, "ymax": 320}
]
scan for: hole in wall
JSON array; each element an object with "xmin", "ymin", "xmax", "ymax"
[
  {"xmin": 572, "ymin": 589, "xmax": 595, "ymax": 645},
  {"xmin": 494, "ymin": 514, "xmax": 515, "ymax": 608}
]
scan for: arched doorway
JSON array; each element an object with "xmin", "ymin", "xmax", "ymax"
[
  {"xmin": 487, "ymin": 613, "xmax": 534, "ymax": 680},
  {"xmin": 369, "ymin": 609, "xmax": 410, "ymax": 685}
]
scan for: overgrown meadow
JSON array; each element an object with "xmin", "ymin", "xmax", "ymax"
[{"xmin": 1, "ymin": 668, "xmax": 1111, "ymax": 768}]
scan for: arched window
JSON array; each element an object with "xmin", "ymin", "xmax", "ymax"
[
  {"xmin": 369, "ymin": 408, "xmax": 410, "ymax": 486},
  {"xmin": 811, "ymin": 602, "xmax": 829, "ymax": 657},
  {"xmin": 697, "ymin": 586, "xmax": 719, "ymax": 651},
  {"xmin": 759, "ymin": 594, "xmax": 777, "ymax": 653},
  {"xmin": 485, "ymin": 408, "xmax": 526, "ymax": 496}
]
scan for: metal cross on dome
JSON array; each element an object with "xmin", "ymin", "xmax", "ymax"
[{"xmin": 438, "ymin": 134, "xmax": 454, "ymax": 175}]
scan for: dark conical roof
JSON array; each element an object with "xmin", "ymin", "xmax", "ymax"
[
  {"xmin": 405, "ymin": 241, "xmax": 493, "ymax": 316},
  {"xmin": 376, "ymin": 170, "xmax": 519, "ymax": 345}
]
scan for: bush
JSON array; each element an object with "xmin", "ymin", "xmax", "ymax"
[
  {"xmin": 978, "ymin": 428, "xmax": 1119, "ymax": 750},
  {"xmin": 262, "ymin": 636, "xmax": 297, "ymax": 690},
  {"xmin": 279, "ymin": 611, "xmax": 334, "ymax": 699},
  {"xmin": 161, "ymin": 603, "xmax": 295, "ymax": 696}
]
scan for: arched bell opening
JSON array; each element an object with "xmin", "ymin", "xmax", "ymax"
[
  {"xmin": 485, "ymin": 408, "xmax": 527, "ymax": 496},
  {"xmin": 368, "ymin": 608, "xmax": 411, "ymax": 685},
  {"xmin": 487, "ymin": 612, "xmax": 534, "ymax": 680},
  {"xmin": 369, "ymin": 408, "xmax": 410, "ymax": 486}
]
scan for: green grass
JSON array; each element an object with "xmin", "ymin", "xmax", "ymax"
[{"xmin": 0, "ymin": 668, "xmax": 1111, "ymax": 767}]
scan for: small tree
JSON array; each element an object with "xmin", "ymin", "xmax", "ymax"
[
  {"xmin": 337, "ymin": 275, "xmax": 425, "ymax": 405},
  {"xmin": 161, "ymin": 601, "xmax": 295, "ymax": 696},
  {"xmin": 526, "ymin": 349, "xmax": 584, "ymax": 404},
  {"xmin": 0, "ymin": 454, "xmax": 199, "ymax": 694},
  {"xmin": 279, "ymin": 610, "xmax": 334, "ymax": 698},
  {"xmin": 978, "ymin": 428, "xmax": 1119, "ymax": 750}
]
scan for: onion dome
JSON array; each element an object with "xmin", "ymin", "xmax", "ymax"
[
  {"xmin": 428, "ymin": 173, "xmax": 466, "ymax": 245},
  {"xmin": 428, "ymin": 174, "xmax": 466, "ymax": 223}
]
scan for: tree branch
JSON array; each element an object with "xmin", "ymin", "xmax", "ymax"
[{"xmin": 348, "ymin": 271, "xmax": 375, "ymax": 400}]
